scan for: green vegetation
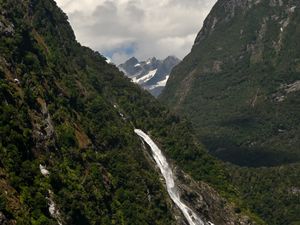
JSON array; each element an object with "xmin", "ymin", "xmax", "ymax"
[
  {"xmin": 229, "ymin": 164, "xmax": 300, "ymax": 225},
  {"xmin": 0, "ymin": 0, "xmax": 175, "ymax": 224},
  {"xmin": 160, "ymin": 1, "xmax": 300, "ymax": 224},
  {"xmin": 1, "ymin": 0, "xmax": 259, "ymax": 224},
  {"xmin": 0, "ymin": 0, "xmax": 291, "ymax": 224}
]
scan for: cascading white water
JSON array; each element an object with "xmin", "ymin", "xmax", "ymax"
[{"xmin": 134, "ymin": 129, "xmax": 207, "ymax": 225}]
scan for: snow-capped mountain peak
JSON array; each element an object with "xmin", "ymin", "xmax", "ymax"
[{"xmin": 118, "ymin": 56, "xmax": 180, "ymax": 97}]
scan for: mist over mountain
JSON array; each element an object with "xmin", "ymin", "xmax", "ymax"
[{"xmin": 54, "ymin": 0, "xmax": 217, "ymax": 64}]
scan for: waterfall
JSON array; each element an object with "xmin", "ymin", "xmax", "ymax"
[{"xmin": 134, "ymin": 129, "xmax": 209, "ymax": 225}]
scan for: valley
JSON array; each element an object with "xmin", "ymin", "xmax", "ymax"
[
  {"xmin": 0, "ymin": 0, "xmax": 299, "ymax": 225},
  {"xmin": 118, "ymin": 56, "xmax": 180, "ymax": 97},
  {"xmin": 160, "ymin": 0, "xmax": 300, "ymax": 224}
]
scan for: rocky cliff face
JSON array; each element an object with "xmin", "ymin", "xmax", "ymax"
[
  {"xmin": 176, "ymin": 171, "xmax": 255, "ymax": 225},
  {"xmin": 119, "ymin": 56, "xmax": 180, "ymax": 97},
  {"xmin": 161, "ymin": 0, "xmax": 300, "ymax": 166},
  {"xmin": 194, "ymin": 0, "xmax": 292, "ymax": 46},
  {"xmin": 160, "ymin": 0, "xmax": 300, "ymax": 224},
  {"xmin": 0, "ymin": 0, "xmax": 262, "ymax": 224}
]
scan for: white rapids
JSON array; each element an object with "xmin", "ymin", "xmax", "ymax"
[{"xmin": 134, "ymin": 129, "xmax": 207, "ymax": 225}]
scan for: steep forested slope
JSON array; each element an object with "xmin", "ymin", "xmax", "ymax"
[
  {"xmin": 161, "ymin": 0, "xmax": 300, "ymax": 167},
  {"xmin": 160, "ymin": 0, "xmax": 300, "ymax": 224},
  {"xmin": 0, "ymin": 0, "xmax": 176, "ymax": 224},
  {"xmin": 0, "ymin": 0, "xmax": 261, "ymax": 224}
]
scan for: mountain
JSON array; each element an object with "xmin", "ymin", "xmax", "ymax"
[
  {"xmin": 118, "ymin": 56, "xmax": 180, "ymax": 97},
  {"xmin": 160, "ymin": 0, "xmax": 300, "ymax": 224},
  {"xmin": 161, "ymin": 0, "xmax": 300, "ymax": 167},
  {"xmin": 0, "ymin": 0, "xmax": 262, "ymax": 224}
]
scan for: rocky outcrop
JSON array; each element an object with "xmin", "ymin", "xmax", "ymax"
[
  {"xmin": 161, "ymin": 0, "xmax": 300, "ymax": 165},
  {"xmin": 138, "ymin": 132, "xmax": 259, "ymax": 225},
  {"xmin": 175, "ymin": 169, "xmax": 257, "ymax": 225},
  {"xmin": 0, "ymin": 212, "xmax": 9, "ymax": 225},
  {"xmin": 0, "ymin": 17, "xmax": 15, "ymax": 36},
  {"xmin": 283, "ymin": 80, "xmax": 300, "ymax": 93},
  {"xmin": 194, "ymin": 0, "xmax": 299, "ymax": 47},
  {"xmin": 119, "ymin": 56, "xmax": 180, "ymax": 97},
  {"xmin": 272, "ymin": 80, "xmax": 300, "ymax": 102},
  {"xmin": 161, "ymin": 1, "xmax": 300, "ymax": 223},
  {"xmin": 31, "ymin": 97, "xmax": 55, "ymax": 152},
  {"xmin": 118, "ymin": 57, "xmax": 140, "ymax": 76},
  {"xmin": 194, "ymin": 0, "xmax": 252, "ymax": 45}
]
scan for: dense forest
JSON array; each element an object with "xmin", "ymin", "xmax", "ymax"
[
  {"xmin": 0, "ymin": 0, "xmax": 264, "ymax": 224},
  {"xmin": 160, "ymin": 0, "xmax": 300, "ymax": 224}
]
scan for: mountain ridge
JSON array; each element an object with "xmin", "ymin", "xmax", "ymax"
[
  {"xmin": 0, "ymin": 0, "xmax": 262, "ymax": 224},
  {"xmin": 160, "ymin": 0, "xmax": 300, "ymax": 224},
  {"xmin": 161, "ymin": 0, "xmax": 300, "ymax": 166},
  {"xmin": 118, "ymin": 56, "xmax": 180, "ymax": 97}
]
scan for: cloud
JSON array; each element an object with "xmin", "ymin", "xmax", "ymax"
[{"xmin": 55, "ymin": 0, "xmax": 217, "ymax": 64}]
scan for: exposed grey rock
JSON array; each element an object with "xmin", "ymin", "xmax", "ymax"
[
  {"xmin": 47, "ymin": 190, "xmax": 63, "ymax": 225},
  {"xmin": 194, "ymin": 0, "xmax": 253, "ymax": 45},
  {"xmin": 118, "ymin": 57, "xmax": 140, "ymax": 76},
  {"xmin": 250, "ymin": 17, "xmax": 268, "ymax": 64},
  {"xmin": 273, "ymin": 80, "xmax": 300, "ymax": 102},
  {"xmin": 0, "ymin": 20, "xmax": 14, "ymax": 36},
  {"xmin": 289, "ymin": 187, "xmax": 300, "ymax": 195},
  {"xmin": 195, "ymin": 0, "xmax": 298, "ymax": 47},
  {"xmin": 270, "ymin": 0, "xmax": 283, "ymax": 7},
  {"xmin": 0, "ymin": 212, "xmax": 9, "ymax": 225},
  {"xmin": 147, "ymin": 56, "xmax": 181, "ymax": 86},
  {"xmin": 31, "ymin": 98, "xmax": 56, "ymax": 152},
  {"xmin": 118, "ymin": 56, "xmax": 180, "ymax": 97},
  {"xmin": 175, "ymin": 169, "xmax": 258, "ymax": 225},
  {"xmin": 284, "ymin": 80, "xmax": 300, "ymax": 93}
]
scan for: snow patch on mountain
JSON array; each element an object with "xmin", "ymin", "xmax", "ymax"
[
  {"xmin": 118, "ymin": 56, "xmax": 180, "ymax": 97},
  {"xmin": 157, "ymin": 75, "xmax": 170, "ymax": 87},
  {"xmin": 149, "ymin": 75, "xmax": 169, "ymax": 90},
  {"xmin": 133, "ymin": 69, "xmax": 157, "ymax": 84}
]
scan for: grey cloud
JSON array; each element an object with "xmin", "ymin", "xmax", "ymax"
[
  {"xmin": 55, "ymin": 0, "xmax": 217, "ymax": 64},
  {"xmin": 125, "ymin": 1, "xmax": 145, "ymax": 20},
  {"xmin": 92, "ymin": 1, "xmax": 117, "ymax": 18}
]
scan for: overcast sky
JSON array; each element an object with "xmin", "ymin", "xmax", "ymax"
[{"xmin": 55, "ymin": 0, "xmax": 217, "ymax": 64}]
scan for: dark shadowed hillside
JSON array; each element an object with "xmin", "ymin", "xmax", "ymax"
[
  {"xmin": 161, "ymin": 0, "xmax": 300, "ymax": 167},
  {"xmin": 160, "ymin": 0, "xmax": 300, "ymax": 224},
  {"xmin": 0, "ymin": 0, "xmax": 262, "ymax": 224}
]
